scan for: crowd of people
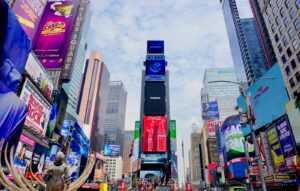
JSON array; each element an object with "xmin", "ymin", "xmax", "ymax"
[{"xmin": 136, "ymin": 178, "xmax": 176, "ymax": 191}]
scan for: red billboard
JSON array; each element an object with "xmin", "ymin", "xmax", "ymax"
[{"xmin": 142, "ymin": 116, "xmax": 167, "ymax": 152}]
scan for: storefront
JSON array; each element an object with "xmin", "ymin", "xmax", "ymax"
[{"xmin": 265, "ymin": 174, "xmax": 298, "ymax": 190}]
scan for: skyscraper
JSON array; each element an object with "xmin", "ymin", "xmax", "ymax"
[
  {"xmin": 122, "ymin": 130, "xmax": 134, "ymax": 177},
  {"xmin": 256, "ymin": 0, "xmax": 300, "ymax": 99},
  {"xmin": 103, "ymin": 81, "xmax": 127, "ymax": 155},
  {"xmin": 62, "ymin": 1, "xmax": 91, "ymax": 121},
  {"xmin": 221, "ymin": 0, "xmax": 269, "ymax": 81},
  {"xmin": 78, "ymin": 51, "xmax": 110, "ymax": 153},
  {"xmin": 202, "ymin": 68, "xmax": 239, "ymax": 121}
]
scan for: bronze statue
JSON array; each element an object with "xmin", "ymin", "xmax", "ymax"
[
  {"xmin": 0, "ymin": 140, "xmax": 96, "ymax": 191},
  {"xmin": 43, "ymin": 152, "xmax": 70, "ymax": 191}
]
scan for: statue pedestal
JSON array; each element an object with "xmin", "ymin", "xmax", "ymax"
[{"xmin": 156, "ymin": 185, "xmax": 170, "ymax": 191}]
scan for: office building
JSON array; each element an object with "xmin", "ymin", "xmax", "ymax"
[
  {"xmin": 257, "ymin": 0, "xmax": 300, "ymax": 99},
  {"xmin": 249, "ymin": 0, "xmax": 278, "ymax": 67},
  {"xmin": 190, "ymin": 128, "xmax": 202, "ymax": 186},
  {"xmin": 202, "ymin": 68, "xmax": 239, "ymax": 121},
  {"xmin": 105, "ymin": 156, "xmax": 123, "ymax": 181},
  {"xmin": 62, "ymin": 1, "xmax": 91, "ymax": 121},
  {"xmin": 122, "ymin": 130, "xmax": 134, "ymax": 176},
  {"xmin": 103, "ymin": 81, "xmax": 127, "ymax": 155},
  {"xmin": 221, "ymin": 0, "xmax": 269, "ymax": 81},
  {"xmin": 78, "ymin": 51, "xmax": 110, "ymax": 152}
]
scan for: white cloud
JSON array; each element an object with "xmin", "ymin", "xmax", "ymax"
[{"xmin": 88, "ymin": 0, "xmax": 233, "ymax": 184}]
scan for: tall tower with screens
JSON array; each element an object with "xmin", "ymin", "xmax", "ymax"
[{"xmin": 139, "ymin": 41, "xmax": 171, "ymax": 178}]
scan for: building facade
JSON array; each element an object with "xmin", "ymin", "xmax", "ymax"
[
  {"xmin": 105, "ymin": 156, "xmax": 123, "ymax": 181},
  {"xmin": 103, "ymin": 81, "xmax": 127, "ymax": 155},
  {"xmin": 78, "ymin": 51, "xmax": 110, "ymax": 152},
  {"xmin": 62, "ymin": 2, "xmax": 91, "ymax": 121},
  {"xmin": 257, "ymin": 0, "xmax": 300, "ymax": 99},
  {"xmin": 202, "ymin": 68, "xmax": 240, "ymax": 121},
  {"xmin": 122, "ymin": 130, "xmax": 134, "ymax": 176},
  {"xmin": 221, "ymin": 0, "xmax": 269, "ymax": 81}
]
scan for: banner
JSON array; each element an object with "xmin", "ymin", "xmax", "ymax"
[
  {"xmin": 202, "ymin": 101, "xmax": 219, "ymax": 120},
  {"xmin": 142, "ymin": 116, "xmax": 167, "ymax": 152},
  {"xmin": 20, "ymin": 78, "xmax": 52, "ymax": 136},
  {"xmin": 267, "ymin": 126, "xmax": 287, "ymax": 173},
  {"xmin": 25, "ymin": 53, "xmax": 54, "ymax": 98},
  {"xmin": 12, "ymin": 0, "xmax": 47, "ymax": 41},
  {"xmin": 33, "ymin": 0, "xmax": 79, "ymax": 69},
  {"xmin": 132, "ymin": 121, "xmax": 140, "ymax": 161},
  {"xmin": 171, "ymin": 155, "xmax": 178, "ymax": 179},
  {"xmin": 31, "ymin": 143, "xmax": 47, "ymax": 174},
  {"xmin": 170, "ymin": 120, "xmax": 177, "ymax": 152}
]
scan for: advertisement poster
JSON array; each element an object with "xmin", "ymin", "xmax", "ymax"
[
  {"xmin": 145, "ymin": 59, "xmax": 166, "ymax": 81},
  {"xmin": 104, "ymin": 144, "xmax": 120, "ymax": 157},
  {"xmin": 221, "ymin": 115, "xmax": 245, "ymax": 161},
  {"xmin": 45, "ymin": 144, "xmax": 60, "ymax": 166},
  {"xmin": 13, "ymin": 135, "xmax": 35, "ymax": 175},
  {"xmin": 171, "ymin": 155, "xmax": 178, "ymax": 179},
  {"xmin": 274, "ymin": 117, "xmax": 297, "ymax": 171},
  {"xmin": 237, "ymin": 63, "xmax": 289, "ymax": 135},
  {"xmin": 140, "ymin": 170, "xmax": 162, "ymax": 179},
  {"xmin": 46, "ymin": 92, "xmax": 60, "ymax": 138},
  {"xmin": 0, "ymin": 1, "xmax": 31, "ymax": 154},
  {"xmin": 267, "ymin": 126, "xmax": 287, "ymax": 173},
  {"xmin": 208, "ymin": 120, "xmax": 223, "ymax": 137},
  {"xmin": 12, "ymin": 0, "xmax": 47, "ymax": 41},
  {"xmin": 31, "ymin": 143, "xmax": 47, "ymax": 175},
  {"xmin": 142, "ymin": 116, "xmax": 167, "ymax": 152},
  {"xmin": 61, "ymin": 120, "xmax": 71, "ymax": 138},
  {"xmin": 33, "ymin": 0, "xmax": 79, "ymax": 68},
  {"xmin": 25, "ymin": 53, "xmax": 54, "ymax": 98},
  {"xmin": 202, "ymin": 101, "xmax": 219, "ymax": 120},
  {"xmin": 170, "ymin": 120, "xmax": 177, "ymax": 152},
  {"xmin": 20, "ymin": 78, "xmax": 52, "ymax": 136}
]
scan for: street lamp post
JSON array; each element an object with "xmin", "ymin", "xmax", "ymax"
[{"xmin": 208, "ymin": 79, "xmax": 272, "ymax": 191}]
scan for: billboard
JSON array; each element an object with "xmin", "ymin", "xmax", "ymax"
[
  {"xmin": 104, "ymin": 144, "xmax": 120, "ymax": 157},
  {"xmin": 171, "ymin": 155, "xmax": 178, "ymax": 179},
  {"xmin": 237, "ymin": 63, "xmax": 289, "ymax": 135},
  {"xmin": 140, "ymin": 170, "xmax": 162, "ymax": 179},
  {"xmin": 13, "ymin": 135, "xmax": 35, "ymax": 176},
  {"xmin": 227, "ymin": 158, "xmax": 247, "ymax": 179},
  {"xmin": 67, "ymin": 151, "xmax": 81, "ymax": 180},
  {"xmin": 271, "ymin": 117, "xmax": 298, "ymax": 171},
  {"xmin": 170, "ymin": 120, "xmax": 177, "ymax": 152},
  {"xmin": 207, "ymin": 120, "xmax": 223, "ymax": 137},
  {"xmin": 202, "ymin": 101, "xmax": 219, "ymax": 120},
  {"xmin": 33, "ymin": 0, "xmax": 79, "ymax": 69},
  {"xmin": 142, "ymin": 116, "xmax": 167, "ymax": 152},
  {"xmin": 31, "ymin": 143, "xmax": 47, "ymax": 175},
  {"xmin": 12, "ymin": 0, "xmax": 47, "ymax": 41},
  {"xmin": 133, "ymin": 121, "xmax": 140, "ymax": 161},
  {"xmin": 144, "ymin": 82, "xmax": 166, "ymax": 115},
  {"xmin": 285, "ymin": 100, "xmax": 300, "ymax": 145},
  {"xmin": 147, "ymin": 40, "xmax": 164, "ymax": 54},
  {"xmin": 141, "ymin": 153, "xmax": 167, "ymax": 164},
  {"xmin": 20, "ymin": 78, "xmax": 52, "ymax": 136},
  {"xmin": 25, "ymin": 53, "xmax": 54, "ymax": 98},
  {"xmin": 145, "ymin": 59, "xmax": 165, "ymax": 81},
  {"xmin": 221, "ymin": 115, "xmax": 245, "ymax": 161},
  {"xmin": 61, "ymin": 120, "xmax": 71, "ymax": 138},
  {"xmin": 267, "ymin": 125, "xmax": 287, "ymax": 173}
]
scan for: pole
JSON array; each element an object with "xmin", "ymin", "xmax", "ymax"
[
  {"xmin": 182, "ymin": 140, "xmax": 186, "ymax": 184},
  {"xmin": 244, "ymin": 140, "xmax": 254, "ymax": 191},
  {"xmin": 243, "ymin": 89, "xmax": 267, "ymax": 191}
]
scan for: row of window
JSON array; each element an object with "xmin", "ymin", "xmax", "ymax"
[
  {"xmin": 287, "ymin": 52, "xmax": 300, "ymax": 89},
  {"xmin": 280, "ymin": 34, "xmax": 300, "ymax": 64}
]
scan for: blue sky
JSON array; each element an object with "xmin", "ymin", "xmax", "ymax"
[{"xmin": 87, "ymin": 0, "xmax": 234, "ymax": 183}]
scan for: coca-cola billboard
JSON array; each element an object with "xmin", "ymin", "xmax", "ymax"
[
  {"xmin": 142, "ymin": 116, "xmax": 167, "ymax": 152},
  {"xmin": 19, "ymin": 78, "xmax": 52, "ymax": 136}
]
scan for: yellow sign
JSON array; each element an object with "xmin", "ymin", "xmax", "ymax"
[{"xmin": 99, "ymin": 183, "xmax": 108, "ymax": 191}]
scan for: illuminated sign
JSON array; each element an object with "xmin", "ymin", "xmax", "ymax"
[{"xmin": 142, "ymin": 116, "xmax": 167, "ymax": 152}]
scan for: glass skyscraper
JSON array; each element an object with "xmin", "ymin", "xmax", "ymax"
[
  {"xmin": 221, "ymin": 0, "xmax": 269, "ymax": 82},
  {"xmin": 63, "ymin": 2, "xmax": 91, "ymax": 121}
]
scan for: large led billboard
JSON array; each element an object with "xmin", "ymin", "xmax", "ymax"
[
  {"xmin": 147, "ymin": 40, "xmax": 164, "ymax": 54},
  {"xmin": 104, "ymin": 144, "xmax": 120, "ymax": 157},
  {"xmin": 33, "ymin": 0, "xmax": 79, "ymax": 69},
  {"xmin": 145, "ymin": 59, "xmax": 165, "ymax": 81},
  {"xmin": 144, "ymin": 82, "xmax": 166, "ymax": 115},
  {"xmin": 142, "ymin": 116, "xmax": 167, "ymax": 152},
  {"xmin": 237, "ymin": 63, "xmax": 289, "ymax": 135},
  {"xmin": 170, "ymin": 120, "xmax": 177, "ymax": 152},
  {"xmin": 202, "ymin": 101, "xmax": 219, "ymax": 120},
  {"xmin": 12, "ymin": 0, "xmax": 47, "ymax": 41}
]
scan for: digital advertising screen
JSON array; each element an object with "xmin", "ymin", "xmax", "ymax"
[
  {"xmin": 145, "ymin": 59, "xmax": 165, "ymax": 81},
  {"xmin": 144, "ymin": 82, "xmax": 166, "ymax": 115},
  {"xmin": 202, "ymin": 101, "xmax": 219, "ymax": 120},
  {"xmin": 104, "ymin": 144, "xmax": 120, "ymax": 157},
  {"xmin": 147, "ymin": 40, "xmax": 164, "ymax": 54},
  {"xmin": 33, "ymin": 0, "xmax": 79, "ymax": 69},
  {"xmin": 142, "ymin": 116, "xmax": 167, "ymax": 152}
]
